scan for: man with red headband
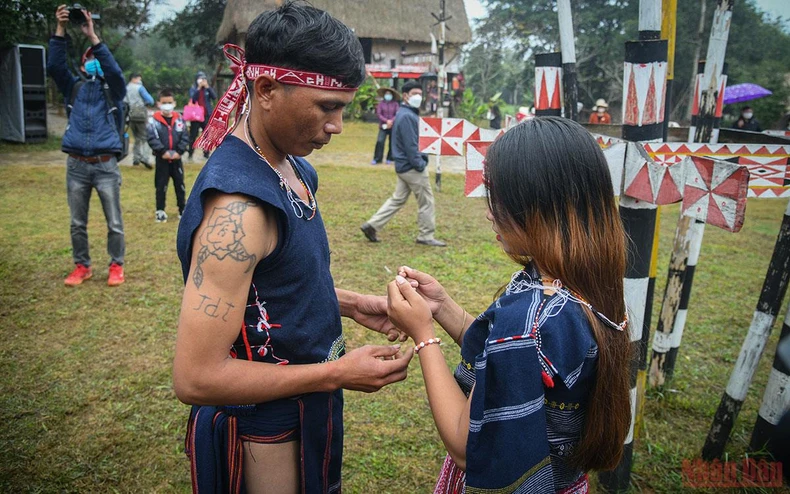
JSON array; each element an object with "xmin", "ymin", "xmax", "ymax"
[
  {"xmin": 48, "ymin": 4, "xmax": 127, "ymax": 287},
  {"xmin": 174, "ymin": 3, "xmax": 412, "ymax": 492}
]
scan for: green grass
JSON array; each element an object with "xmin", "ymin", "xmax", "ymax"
[
  {"xmin": 0, "ymin": 134, "xmax": 64, "ymax": 154},
  {"xmin": 1, "ymin": 121, "xmax": 788, "ymax": 493}
]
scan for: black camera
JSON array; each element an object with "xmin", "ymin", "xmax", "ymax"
[{"xmin": 68, "ymin": 4, "xmax": 100, "ymax": 24}]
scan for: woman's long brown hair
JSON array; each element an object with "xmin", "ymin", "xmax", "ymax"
[{"xmin": 484, "ymin": 117, "xmax": 631, "ymax": 471}]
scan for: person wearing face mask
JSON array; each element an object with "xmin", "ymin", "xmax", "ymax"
[
  {"xmin": 361, "ymin": 80, "xmax": 447, "ymax": 247},
  {"xmin": 371, "ymin": 86, "xmax": 400, "ymax": 165},
  {"xmin": 47, "ymin": 4, "xmax": 128, "ymax": 287},
  {"xmin": 588, "ymin": 98, "xmax": 612, "ymax": 124},
  {"xmin": 125, "ymin": 73, "xmax": 155, "ymax": 169},
  {"xmin": 187, "ymin": 71, "xmax": 218, "ymax": 161},
  {"xmin": 147, "ymin": 89, "xmax": 190, "ymax": 223},
  {"xmin": 733, "ymin": 106, "xmax": 762, "ymax": 132}
]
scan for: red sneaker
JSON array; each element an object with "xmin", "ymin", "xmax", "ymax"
[
  {"xmin": 107, "ymin": 263, "xmax": 125, "ymax": 286},
  {"xmin": 64, "ymin": 264, "xmax": 92, "ymax": 286}
]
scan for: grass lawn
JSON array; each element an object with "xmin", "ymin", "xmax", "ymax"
[{"xmin": 1, "ymin": 121, "xmax": 788, "ymax": 493}]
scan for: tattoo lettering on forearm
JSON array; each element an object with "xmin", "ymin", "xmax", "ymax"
[
  {"xmin": 194, "ymin": 293, "xmax": 236, "ymax": 321},
  {"xmin": 193, "ymin": 201, "xmax": 258, "ymax": 288}
]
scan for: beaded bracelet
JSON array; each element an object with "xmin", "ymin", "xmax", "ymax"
[{"xmin": 415, "ymin": 337, "xmax": 442, "ymax": 354}]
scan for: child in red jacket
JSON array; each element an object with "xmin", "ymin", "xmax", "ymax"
[{"xmin": 147, "ymin": 89, "xmax": 190, "ymax": 222}]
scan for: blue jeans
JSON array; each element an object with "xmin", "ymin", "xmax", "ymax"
[{"xmin": 66, "ymin": 155, "xmax": 125, "ymax": 267}]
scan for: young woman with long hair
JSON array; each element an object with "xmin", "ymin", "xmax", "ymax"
[{"xmin": 387, "ymin": 117, "xmax": 632, "ymax": 493}]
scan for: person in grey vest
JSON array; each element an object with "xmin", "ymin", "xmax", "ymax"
[{"xmin": 125, "ymin": 73, "xmax": 155, "ymax": 168}]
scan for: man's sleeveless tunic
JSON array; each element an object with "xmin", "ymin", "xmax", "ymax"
[{"xmin": 177, "ymin": 135, "xmax": 343, "ymax": 493}]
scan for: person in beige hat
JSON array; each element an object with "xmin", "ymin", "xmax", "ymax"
[
  {"xmin": 372, "ymin": 86, "xmax": 400, "ymax": 164},
  {"xmin": 589, "ymin": 98, "xmax": 612, "ymax": 124}
]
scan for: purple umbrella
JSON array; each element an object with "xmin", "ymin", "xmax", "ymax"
[{"xmin": 723, "ymin": 83, "xmax": 773, "ymax": 105}]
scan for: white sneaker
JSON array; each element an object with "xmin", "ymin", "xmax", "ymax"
[{"xmin": 155, "ymin": 210, "xmax": 168, "ymax": 223}]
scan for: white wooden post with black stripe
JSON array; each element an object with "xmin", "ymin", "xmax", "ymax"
[
  {"xmin": 703, "ymin": 199, "xmax": 790, "ymax": 459},
  {"xmin": 649, "ymin": 0, "xmax": 734, "ymax": 388},
  {"xmin": 557, "ymin": 0, "xmax": 578, "ymax": 121},
  {"xmin": 599, "ymin": 1, "xmax": 666, "ymax": 490},
  {"xmin": 750, "ymin": 297, "xmax": 790, "ymax": 456}
]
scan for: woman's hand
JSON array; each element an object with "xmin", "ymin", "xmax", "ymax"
[
  {"xmin": 387, "ymin": 276, "xmax": 435, "ymax": 342},
  {"xmin": 397, "ymin": 266, "xmax": 448, "ymax": 317}
]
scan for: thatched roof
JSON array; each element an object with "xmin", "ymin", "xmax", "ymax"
[{"xmin": 217, "ymin": 0, "xmax": 472, "ymax": 45}]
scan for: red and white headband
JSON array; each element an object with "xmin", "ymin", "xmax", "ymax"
[{"xmin": 195, "ymin": 44, "xmax": 357, "ymax": 152}]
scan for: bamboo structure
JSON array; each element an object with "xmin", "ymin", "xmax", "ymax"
[
  {"xmin": 704, "ymin": 198, "xmax": 790, "ymax": 459},
  {"xmin": 649, "ymin": 0, "xmax": 733, "ymax": 389},
  {"xmin": 557, "ymin": 0, "xmax": 578, "ymax": 121},
  {"xmin": 599, "ymin": 1, "xmax": 667, "ymax": 491},
  {"xmin": 750, "ymin": 301, "xmax": 790, "ymax": 456}
]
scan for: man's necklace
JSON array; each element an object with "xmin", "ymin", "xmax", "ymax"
[{"xmin": 244, "ymin": 116, "xmax": 316, "ymax": 221}]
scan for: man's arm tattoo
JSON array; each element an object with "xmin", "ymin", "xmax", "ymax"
[
  {"xmin": 193, "ymin": 200, "xmax": 258, "ymax": 288},
  {"xmin": 193, "ymin": 293, "xmax": 236, "ymax": 321}
]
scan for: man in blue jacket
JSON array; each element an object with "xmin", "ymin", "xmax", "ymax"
[
  {"xmin": 361, "ymin": 80, "xmax": 446, "ymax": 246},
  {"xmin": 47, "ymin": 5, "xmax": 127, "ymax": 287}
]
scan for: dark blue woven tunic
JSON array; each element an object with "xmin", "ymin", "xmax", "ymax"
[
  {"xmin": 443, "ymin": 265, "xmax": 598, "ymax": 493},
  {"xmin": 177, "ymin": 135, "xmax": 343, "ymax": 493}
]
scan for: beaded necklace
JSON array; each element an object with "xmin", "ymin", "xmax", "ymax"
[
  {"xmin": 539, "ymin": 276, "xmax": 628, "ymax": 332},
  {"xmin": 244, "ymin": 115, "xmax": 317, "ymax": 220}
]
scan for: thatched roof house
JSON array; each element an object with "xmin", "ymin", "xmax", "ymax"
[{"xmin": 217, "ymin": 0, "xmax": 472, "ymax": 75}]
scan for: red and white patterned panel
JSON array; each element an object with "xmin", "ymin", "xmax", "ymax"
[
  {"xmin": 643, "ymin": 142, "xmax": 790, "ymax": 198},
  {"xmin": 419, "ymin": 117, "xmax": 504, "ymax": 156},
  {"xmin": 622, "ymin": 62, "xmax": 668, "ymax": 127},
  {"xmin": 464, "ymin": 141, "xmax": 490, "ymax": 197},
  {"xmin": 682, "ymin": 156, "xmax": 749, "ymax": 232},
  {"xmin": 535, "ymin": 66, "xmax": 563, "ymax": 112}
]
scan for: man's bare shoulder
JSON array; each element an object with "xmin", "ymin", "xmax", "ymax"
[{"xmin": 190, "ymin": 192, "xmax": 278, "ymax": 289}]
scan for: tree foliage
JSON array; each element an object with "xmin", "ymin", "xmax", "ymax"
[
  {"xmin": 156, "ymin": 0, "xmax": 226, "ymax": 67},
  {"xmin": 465, "ymin": 0, "xmax": 790, "ymax": 126},
  {"xmin": 1, "ymin": 0, "xmax": 160, "ymax": 51}
]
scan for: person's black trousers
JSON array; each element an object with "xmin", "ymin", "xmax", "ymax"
[
  {"xmin": 188, "ymin": 120, "xmax": 210, "ymax": 159},
  {"xmin": 373, "ymin": 128, "xmax": 393, "ymax": 163},
  {"xmin": 155, "ymin": 157, "xmax": 186, "ymax": 213}
]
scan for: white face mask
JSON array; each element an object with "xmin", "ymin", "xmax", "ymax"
[
  {"xmin": 743, "ymin": 112, "xmax": 753, "ymax": 119},
  {"xmin": 160, "ymin": 103, "xmax": 175, "ymax": 112},
  {"xmin": 383, "ymin": 93, "xmax": 393, "ymax": 101},
  {"xmin": 408, "ymin": 94, "xmax": 423, "ymax": 109}
]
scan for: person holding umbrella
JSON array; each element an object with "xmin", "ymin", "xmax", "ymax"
[
  {"xmin": 732, "ymin": 105, "xmax": 762, "ymax": 132},
  {"xmin": 372, "ymin": 86, "xmax": 400, "ymax": 165}
]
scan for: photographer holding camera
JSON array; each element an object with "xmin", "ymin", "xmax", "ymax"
[{"xmin": 47, "ymin": 4, "xmax": 128, "ymax": 287}]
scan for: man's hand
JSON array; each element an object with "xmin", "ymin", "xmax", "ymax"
[
  {"xmin": 79, "ymin": 9, "xmax": 100, "ymax": 44},
  {"xmin": 333, "ymin": 344, "xmax": 413, "ymax": 392},
  {"xmin": 353, "ymin": 294, "xmax": 407, "ymax": 342},
  {"xmin": 55, "ymin": 5, "xmax": 69, "ymax": 36}
]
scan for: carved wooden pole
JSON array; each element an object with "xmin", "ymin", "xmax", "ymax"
[
  {"xmin": 661, "ymin": 0, "xmax": 677, "ymax": 141},
  {"xmin": 649, "ymin": 0, "xmax": 733, "ymax": 389},
  {"xmin": 703, "ymin": 198, "xmax": 790, "ymax": 460},
  {"xmin": 534, "ymin": 53, "xmax": 563, "ymax": 117},
  {"xmin": 599, "ymin": 2, "xmax": 666, "ymax": 490},
  {"xmin": 750, "ymin": 298, "xmax": 790, "ymax": 457},
  {"xmin": 557, "ymin": 0, "xmax": 578, "ymax": 121},
  {"xmin": 435, "ymin": 0, "xmax": 446, "ymax": 190}
]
